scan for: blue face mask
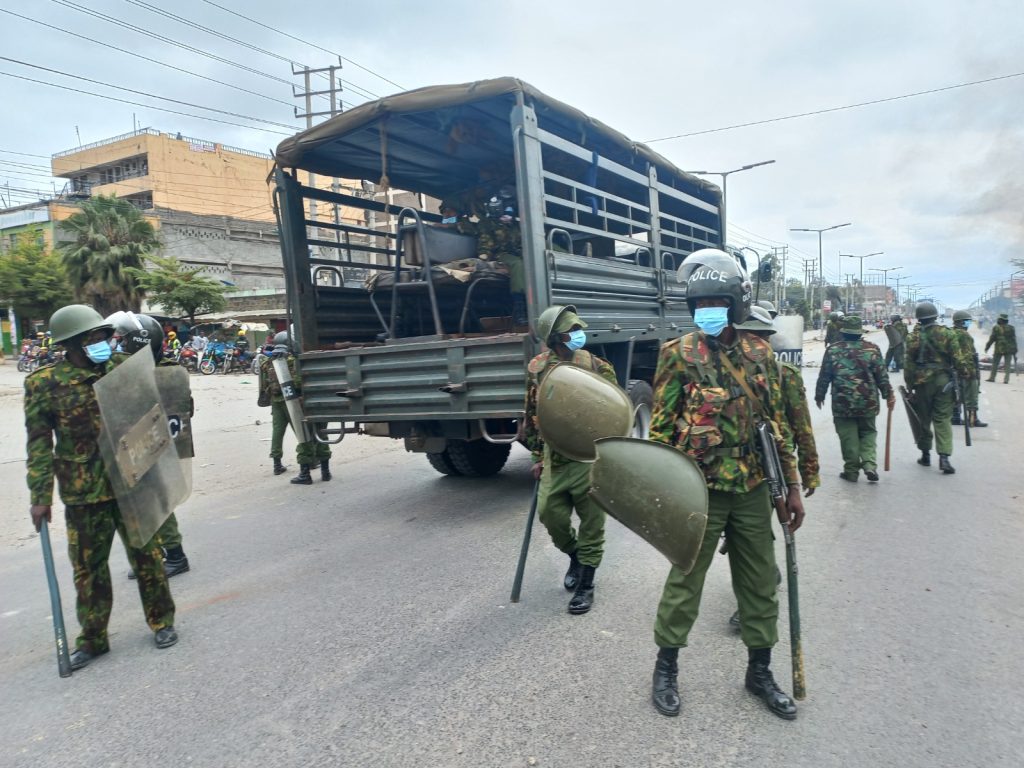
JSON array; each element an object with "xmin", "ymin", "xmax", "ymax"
[
  {"xmin": 441, "ymin": 216, "xmax": 457, "ymax": 225},
  {"xmin": 85, "ymin": 340, "xmax": 113, "ymax": 364},
  {"xmin": 963, "ymin": 321, "xmax": 971, "ymax": 329},
  {"xmin": 565, "ymin": 329, "xmax": 586, "ymax": 351},
  {"xmin": 693, "ymin": 306, "xmax": 730, "ymax": 337}
]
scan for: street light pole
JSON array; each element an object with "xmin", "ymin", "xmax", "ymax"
[
  {"xmin": 870, "ymin": 267, "xmax": 903, "ymax": 316},
  {"xmin": 689, "ymin": 160, "xmax": 776, "ymax": 246},
  {"xmin": 840, "ymin": 251, "xmax": 883, "ymax": 313},
  {"xmin": 790, "ymin": 222, "xmax": 852, "ymax": 335},
  {"xmin": 893, "ymin": 273, "xmax": 913, "ymax": 314}
]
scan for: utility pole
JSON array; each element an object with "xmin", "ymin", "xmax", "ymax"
[
  {"xmin": 790, "ymin": 222, "xmax": 852, "ymax": 338},
  {"xmin": 771, "ymin": 245, "xmax": 788, "ymax": 308},
  {"xmin": 293, "ymin": 60, "xmax": 344, "ymax": 284},
  {"xmin": 845, "ymin": 273, "xmax": 856, "ymax": 312}
]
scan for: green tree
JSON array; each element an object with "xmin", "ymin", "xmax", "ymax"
[
  {"xmin": 58, "ymin": 195, "xmax": 160, "ymax": 315},
  {"xmin": 0, "ymin": 230, "xmax": 72, "ymax": 325},
  {"xmin": 129, "ymin": 255, "xmax": 227, "ymax": 325}
]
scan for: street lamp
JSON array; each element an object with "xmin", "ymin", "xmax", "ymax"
[
  {"xmin": 689, "ymin": 160, "xmax": 776, "ymax": 244},
  {"xmin": 870, "ymin": 266, "xmax": 903, "ymax": 316},
  {"xmin": 790, "ymin": 222, "xmax": 852, "ymax": 334},
  {"xmin": 840, "ymin": 251, "xmax": 883, "ymax": 311},
  {"xmin": 893, "ymin": 273, "xmax": 913, "ymax": 313}
]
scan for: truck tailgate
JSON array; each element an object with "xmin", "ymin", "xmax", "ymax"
[{"xmin": 298, "ymin": 334, "xmax": 530, "ymax": 422}]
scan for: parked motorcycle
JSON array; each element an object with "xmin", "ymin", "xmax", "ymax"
[
  {"xmin": 222, "ymin": 345, "xmax": 256, "ymax": 375},
  {"xmin": 200, "ymin": 342, "xmax": 228, "ymax": 375}
]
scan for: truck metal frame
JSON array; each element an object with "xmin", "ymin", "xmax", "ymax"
[{"xmin": 272, "ymin": 77, "xmax": 723, "ymax": 477}]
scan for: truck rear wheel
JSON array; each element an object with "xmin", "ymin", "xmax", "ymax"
[
  {"xmin": 426, "ymin": 449, "xmax": 463, "ymax": 476},
  {"xmin": 627, "ymin": 379, "xmax": 654, "ymax": 439},
  {"xmin": 444, "ymin": 439, "xmax": 512, "ymax": 477}
]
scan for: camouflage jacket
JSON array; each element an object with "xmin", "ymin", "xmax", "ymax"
[
  {"xmin": 815, "ymin": 339, "xmax": 892, "ymax": 417},
  {"xmin": 824, "ymin": 317, "xmax": 843, "ymax": 346},
  {"xmin": 904, "ymin": 323, "xmax": 972, "ymax": 387},
  {"xmin": 951, "ymin": 328, "xmax": 980, "ymax": 378},
  {"xmin": 985, "ymin": 323, "xmax": 1018, "ymax": 355},
  {"xmin": 649, "ymin": 330, "xmax": 799, "ymax": 493},
  {"xmin": 24, "ymin": 357, "xmax": 125, "ymax": 506},
  {"xmin": 524, "ymin": 349, "xmax": 617, "ymax": 465},
  {"xmin": 259, "ymin": 354, "xmax": 299, "ymax": 403},
  {"xmin": 476, "ymin": 217, "xmax": 522, "ymax": 261},
  {"xmin": 780, "ymin": 361, "xmax": 820, "ymax": 490}
]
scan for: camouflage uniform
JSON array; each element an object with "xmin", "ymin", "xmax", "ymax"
[
  {"xmin": 259, "ymin": 354, "xmax": 331, "ymax": 465},
  {"xmin": 524, "ymin": 349, "xmax": 617, "ymax": 567},
  {"xmin": 985, "ymin": 321, "xmax": 1018, "ymax": 383},
  {"xmin": 884, "ymin": 321, "xmax": 908, "ymax": 371},
  {"xmin": 904, "ymin": 324, "xmax": 972, "ymax": 456},
  {"xmin": 25, "ymin": 359, "xmax": 175, "ymax": 654},
  {"xmin": 476, "ymin": 216, "xmax": 524, "ymax": 294},
  {"xmin": 815, "ymin": 337, "xmax": 893, "ymax": 479},
  {"xmin": 951, "ymin": 325, "xmax": 981, "ymax": 417},
  {"xmin": 649, "ymin": 331, "xmax": 799, "ymax": 650},
  {"xmin": 779, "ymin": 361, "xmax": 820, "ymax": 491}
]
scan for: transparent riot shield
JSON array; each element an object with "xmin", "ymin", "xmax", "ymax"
[
  {"xmin": 771, "ymin": 316, "xmax": 805, "ymax": 366},
  {"xmin": 272, "ymin": 356, "xmax": 311, "ymax": 442},
  {"xmin": 93, "ymin": 349, "xmax": 186, "ymax": 548},
  {"xmin": 155, "ymin": 363, "xmax": 194, "ymax": 500}
]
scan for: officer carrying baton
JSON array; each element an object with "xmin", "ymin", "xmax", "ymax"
[{"xmin": 39, "ymin": 520, "xmax": 72, "ymax": 677}]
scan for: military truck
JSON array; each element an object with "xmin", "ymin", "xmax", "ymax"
[{"xmin": 271, "ymin": 77, "xmax": 723, "ymax": 478}]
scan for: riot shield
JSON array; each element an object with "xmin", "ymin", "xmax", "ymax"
[
  {"xmin": 884, "ymin": 324, "xmax": 901, "ymax": 347},
  {"xmin": 272, "ymin": 356, "xmax": 311, "ymax": 442},
  {"xmin": 589, "ymin": 437, "xmax": 709, "ymax": 573},
  {"xmin": 536, "ymin": 363, "xmax": 633, "ymax": 462},
  {"xmin": 770, "ymin": 315, "xmax": 804, "ymax": 366},
  {"xmin": 899, "ymin": 385, "xmax": 928, "ymax": 445},
  {"xmin": 155, "ymin": 363, "xmax": 194, "ymax": 499},
  {"xmin": 94, "ymin": 349, "xmax": 186, "ymax": 548}
]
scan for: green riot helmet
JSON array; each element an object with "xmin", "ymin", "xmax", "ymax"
[
  {"xmin": 756, "ymin": 299, "xmax": 778, "ymax": 318},
  {"xmin": 109, "ymin": 311, "xmax": 164, "ymax": 361},
  {"xmin": 735, "ymin": 305, "xmax": 775, "ymax": 335},
  {"xmin": 677, "ymin": 248, "xmax": 752, "ymax": 325},
  {"xmin": 48, "ymin": 304, "xmax": 112, "ymax": 344},
  {"xmin": 952, "ymin": 310, "xmax": 972, "ymax": 327},
  {"xmin": 272, "ymin": 331, "xmax": 291, "ymax": 355},
  {"xmin": 535, "ymin": 305, "xmax": 588, "ymax": 345},
  {"xmin": 915, "ymin": 301, "xmax": 939, "ymax": 322}
]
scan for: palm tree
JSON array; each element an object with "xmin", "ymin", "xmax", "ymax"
[{"xmin": 58, "ymin": 195, "xmax": 160, "ymax": 315}]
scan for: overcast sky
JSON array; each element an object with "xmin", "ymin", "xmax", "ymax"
[{"xmin": 1, "ymin": 0, "xmax": 1021, "ymax": 309}]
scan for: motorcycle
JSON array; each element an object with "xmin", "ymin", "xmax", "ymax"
[
  {"xmin": 176, "ymin": 346, "xmax": 200, "ymax": 373},
  {"xmin": 200, "ymin": 342, "xmax": 228, "ymax": 375},
  {"xmin": 222, "ymin": 345, "xmax": 256, "ymax": 375}
]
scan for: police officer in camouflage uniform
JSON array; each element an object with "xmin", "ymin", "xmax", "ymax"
[
  {"xmin": 884, "ymin": 314, "xmax": 908, "ymax": 372},
  {"xmin": 109, "ymin": 312, "xmax": 192, "ymax": 578},
  {"xmin": 904, "ymin": 301, "xmax": 972, "ymax": 475},
  {"xmin": 814, "ymin": 315, "xmax": 895, "ymax": 483},
  {"xmin": 259, "ymin": 332, "xmax": 332, "ymax": 484},
  {"xmin": 648, "ymin": 249, "xmax": 804, "ymax": 720},
  {"xmin": 523, "ymin": 305, "xmax": 617, "ymax": 615},
  {"xmin": 984, "ymin": 312, "xmax": 1018, "ymax": 384},
  {"xmin": 25, "ymin": 305, "xmax": 177, "ymax": 670},
  {"xmin": 824, "ymin": 311, "xmax": 844, "ymax": 346},
  {"xmin": 951, "ymin": 310, "xmax": 988, "ymax": 428}
]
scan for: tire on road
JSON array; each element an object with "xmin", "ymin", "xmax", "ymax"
[
  {"xmin": 627, "ymin": 379, "xmax": 654, "ymax": 440},
  {"xmin": 199, "ymin": 359, "xmax": 216, "ymax": 375},
  {"xmin": 443, "ymin": 439, "xmax": 511, "ymax": 477},
  {"xmin": 426, "ymin": 449, "xmax": 464, "ymax": 476}
]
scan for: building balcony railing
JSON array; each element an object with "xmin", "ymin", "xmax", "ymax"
[{"xmin": 53, "ymin": 128, "xmax": 160, "ymax": 158}]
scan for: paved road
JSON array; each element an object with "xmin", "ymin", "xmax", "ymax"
[{"xmin": 1, "ymin": 331, "xmax": 1021, "ymax": 768}]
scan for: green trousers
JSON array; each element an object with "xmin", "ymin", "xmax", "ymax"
[
  {"xmin": 988, "ymin": 353, "xmax": 1013, "ymax": 383},
  {"xmin": 912, "ymin": 375, "xmax": 954, "ymax": 455},
  {"xmin": 833, "ymin": 416, "xmax": 878, "ymax": 475},
  {"xmin": 655, "ymin": 484, "xmax": 778, "ymax": 649},
  {"xmin": 964, "ymin": 377, "xmax": 980, "ymax": 410},
  {"xmin": 154, "ymin": 512, "xmax": 182, "ymax": 549},
  {"xmin": 270, "ymin": 400, "xmax": 331, "ymax": 464},
  {"xmin": 537, "ymin": 456, "xmax": 606, "ymax": 567},
  {"xmin": 65, "ymin": 500, "xmax": 176, "ymax": 653},
  {"xmin": 885, "ymin": 343, "xmax": 905, "ymax": 371}
]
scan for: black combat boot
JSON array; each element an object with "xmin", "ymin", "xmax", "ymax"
[
  {"xmin": 162, "ymin": 546, "xmax": 190, "ymax": 578},
  {"xmin": 938, "ymin": 454, "xmax": 955, "ymax": 474},
  {"xmin": 69, "ymin": 646, "xmax": 109, "ymax": 670},
  {"xmin": 272, "ymin": 458, "xmax": 287, "ymax": 476},
  {"xmin": 745, "ymin": 647, "xmax": 797, "ymax": 720},
  {"xmin": 652, "ymin": 647, "xmax": 681, "ymax": 717},
  {"xmin": 320, "ymin": 460, "xmax": 332, "ymax": 481},
  {"xmin": 970, "ymin": 410, "xmax": 988, "ymax": 428},
  {"xmin": 291, "ymin": 465, "xmax": 313, "ymax": 485},
  {"xmin": 864, "ymin": 469, "xmax": 880, "ymax": 482},
  {"xmin": 563, "ymin": 549, "xmax": 582, "ymax": 591},
  {"xmin": 567, "ymin": 565, "xmax": 596, "ymax": 615},
  {"xmin": 917, "ymin": 450, "xmax": 931, "ymax": 466}
]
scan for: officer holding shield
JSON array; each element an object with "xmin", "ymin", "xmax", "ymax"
[{"xmin": 25, "ymin": 305, "xmax": 177, "ymax": 671}]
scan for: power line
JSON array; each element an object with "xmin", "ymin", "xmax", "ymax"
[
  {"xmin": 121, "ymin": 0, "xmax": 365, "ymax": 108},
  {"xmin": 1, "ymin": 56, "xmax": 296, "ymax": 131},
  {"xmin": 646, "ymin": 70, "xmax": 1024, "ymax": 142},
  {"xmin": 0, "ymin": 9, "xmax": 295, "ymax": 111},
  {"xmin": 200, "ymin": 0, "xmax": 404, "ymax": 92},
  {"xmin": 0, "ymin": 71, "xmax": 292, "ymax": 136},
  {"xmin": 0, "ymin": 148, "xmax": 50, "ymax": 159}
]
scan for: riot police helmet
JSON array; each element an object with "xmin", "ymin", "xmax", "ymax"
[
  {"xmin": 109, "ymin": 312, "xmax": 164, "ymax": 361},
  {"xmin": 535, "ymin": 305, "xmax": 587, "ymax": 345},
  {"xmin": 952, "ymin": 309, "xmax": 972, "ymax": 326},
  {"xmin": 48, "ymin": 304, "xmax": 113, "ymax": 344},
  {"xmin": 756, "ymin": 299, "xmax": 778, "ymax": 319},
  {"xmin": 677, "ymin": 248, "xmax": 753, "ymax": 325},
  {"xmin": 915, "ymin": 301, "xmax": 939, "ymax": 322}
]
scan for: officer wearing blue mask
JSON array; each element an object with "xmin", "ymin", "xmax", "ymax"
[{"xmin": 523, "ymin": 305, "xmax": 618, "ymax": 615}]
